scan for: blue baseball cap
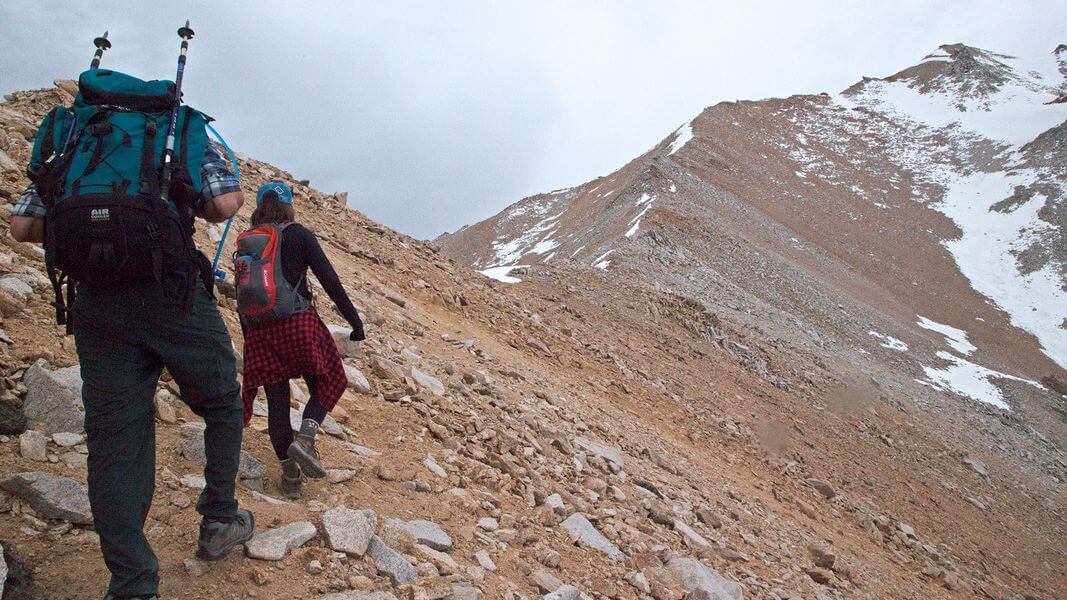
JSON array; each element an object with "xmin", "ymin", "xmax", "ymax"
[{"xmin": 256, "ymin": 181, "xmax": 293, "ymax": 205}]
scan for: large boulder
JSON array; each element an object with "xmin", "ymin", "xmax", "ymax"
[
  {"xmin": 22, "ymin": 360, "xmax": 84, "ymax": 435},
  {"xmin": 0, "ymin": 472, "xmax": 92, "ymax": 525},
  {"xmin": 666, "ymin": 557, "xmax": 743, "ymax": 600}
]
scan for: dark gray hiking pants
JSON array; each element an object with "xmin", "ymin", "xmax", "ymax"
[{"xmin": 72, "ymin": 282, "xmax": 242, "ymax": 598}]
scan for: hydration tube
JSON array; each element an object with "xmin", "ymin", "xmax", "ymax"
[{"xmin": 206, "ymin": 121, "xmax": 238, "ymax": 279}]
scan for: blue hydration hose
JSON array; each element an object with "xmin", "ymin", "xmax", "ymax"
[{"xmin": 206, "ymin": 122, "xmax": 238, "ymax": 280}]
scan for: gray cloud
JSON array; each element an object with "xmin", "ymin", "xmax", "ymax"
[{"xmin": 1, "ymin": 1, "xmax": 1063, "ymax": 238}]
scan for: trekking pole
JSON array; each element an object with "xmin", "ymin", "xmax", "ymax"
[
  {"xmin": 90, "ymin": 31, "xmax": 111, "ymax": 69},
  {"xmin": 159, "ymin": 20, "xmax": 195, "ymax": 209}
]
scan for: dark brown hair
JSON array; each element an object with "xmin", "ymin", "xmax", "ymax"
[{"xmin": 250, "ymin": 191, "xmax": 296, "ymax": 226}]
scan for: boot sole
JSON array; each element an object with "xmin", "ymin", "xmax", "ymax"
[
  {"xmin": 196, "ymin": 513, "xmax": 255, "ymax": 561},
  {"xmin": 288, "ymin": 442, "xmax": 328, "ymax": 478}
]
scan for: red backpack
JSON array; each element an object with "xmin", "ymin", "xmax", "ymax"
[{"xmin": 233, "ymin": 223, "xmax": 308, "ymax": 323}]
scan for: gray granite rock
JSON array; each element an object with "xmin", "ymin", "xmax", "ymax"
[
  {"xmin": 666, "ymin": 557, "xmax": 743, "ymax": 600},
  {"xmin": 328, "ymin": 324, "xmax": 363, "ymax": 358},
  {"xmin": 19, "ymin": 430, "xmax": 48, "ymax": 462},
  {"xmin": 674, "ymin": 519, "xmax": 711, "ymax": 548},
  {"xmin": 449, "ymin": 583, "xmax": 485, "ymax": 600},
  {"xmin": 388, "ymin": 518, "xmax": 453, "ymax": 551},
  {"xmin": 544, "ymin": 493, "xmax": 567, "ymax": 515},
  {"xmin": 544, "ymin": 585, "xmax": 581, "ymax": 600},
  {"xmin": 0, "ymin": 277, "xmax": 33, "ymax": 300},
  {"xmin": 180, "ymin": 474, "xmax": 207, "ymax": 490},
  {"xmin": 409, "ymin": 366, "xmax": 445, "ymax": 396},
  {"xmin": 22, "ymin": 360, "xmax": 84, "ymax": 434},
  {"xmin": 344, "ymin": 364, "xmax": 372, "ymax": 394},
  {"xmin": 0, "ymin": 471, "xmax": 92, "ymax": 524},
  {"xmin": 323, "ymin": 506, "xmax": 374, "ymax": 556},
  {"xmin": 51, "ymin": 432, "xmax": 84, "ymax": 447},
  {"xmin": 560, "ymin": 513, "xmax": 624, "ymax": 562},
  {"xmin": 245, "ymin": 521, "xmax": 317, "ymax": 560},
  {"xmin": 574, "ymin": 437, "xmax": 624, "ymax": 468},
  {"xmin": 366, "ymin": 535, "xmax": 417, "ymax": 585}
]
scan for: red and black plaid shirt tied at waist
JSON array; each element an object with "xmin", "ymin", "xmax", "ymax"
[{"xmin": 240, "ymin": 306, "xmax": 347, "ymax": 425}]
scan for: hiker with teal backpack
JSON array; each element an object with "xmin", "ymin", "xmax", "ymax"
[
  {"xmin": 10, "ymin": 26, "xmax": 253, "ymax": 600},
  {"xmin": 235, "ymin": 181, "xmax": 366, "ymax": 499}
]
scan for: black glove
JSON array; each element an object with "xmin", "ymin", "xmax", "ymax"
[{"xmin": 349, "ymin": 330, "xmax": 365, "ymax": 342}]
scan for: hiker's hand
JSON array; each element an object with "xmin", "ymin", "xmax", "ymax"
[
  {"xmin": 197, "ymin": 190, "xmax": 244, "ymax": 223},
  {"xmin": 10, "ymin": 216, "xmax": 44, "ymax": 243}
]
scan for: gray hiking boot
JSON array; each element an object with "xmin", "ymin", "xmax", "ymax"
[
  {"xmin": 288, "ymin": 418, "xmax": 327, "ymax": 478},
  {"xmin": 196, "ymin": 509, "xmax": 255, "ymax": 561},
  {"xmin": 278, "ymin": 458, "xmax": 303, "ymax": 499}
]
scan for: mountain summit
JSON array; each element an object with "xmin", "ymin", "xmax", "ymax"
[{"xmin": 438, "ymin": 43, "xmax": 1067, "ymax": 414}]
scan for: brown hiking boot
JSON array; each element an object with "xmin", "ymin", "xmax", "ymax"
[
  {"xmin": 278, "ymin": 458, "xmax": 302, "ymax": 499},
  {"xmin": 288, "ymin": 418, "xmax": 327, "ymax": 478}
]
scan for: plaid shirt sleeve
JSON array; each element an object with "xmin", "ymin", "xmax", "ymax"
[
  {"xmin": 200, "ymin": 142, "xmax": 240, "ymax": 202},
  {"xmin": 12, "ymin": 184, "xmax": 46, "ymax": 219}
]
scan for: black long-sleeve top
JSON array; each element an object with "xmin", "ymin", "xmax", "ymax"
[{"xmin": 280, "ymin": 222, "xmax": 366, "ymax": 340}]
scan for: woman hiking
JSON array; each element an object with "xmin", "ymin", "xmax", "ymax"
[{"xmin": 236, "ymin": 181, "xmax": 365, "ymax": 499}]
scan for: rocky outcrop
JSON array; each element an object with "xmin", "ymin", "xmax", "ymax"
[
  {"xmin": 22, "ymin": 360, "xmax": 83, "ymax": 435},
  {"xmin": 0, "ymin": 472, "xmax": 92, "ymax": 525}
]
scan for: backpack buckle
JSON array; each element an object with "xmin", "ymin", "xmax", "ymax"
[{"xmin": 87, "ymin": 122, "xmax": 112, "ymax": 137}]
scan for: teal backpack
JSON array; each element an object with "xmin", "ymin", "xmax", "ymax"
[{"xmin": 28, "ymin": 68, "xmax": 213, "ymax": 329}]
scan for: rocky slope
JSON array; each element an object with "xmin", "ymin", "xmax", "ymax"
[
  {"xmin": 435, "ymin": 43, "xmax": 1067, "ymax": 596},
  {"xmin": 0, "ymin": 70, "xmax": 1063, "ymax": 600},
  {"xmin": 438, "ymin": 43, "xmax": 1067, "ymax": 440}
]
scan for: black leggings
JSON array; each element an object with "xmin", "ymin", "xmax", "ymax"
[{"xmin": 264, "ymin": 375, "xmax": 328, "ymax": 461}]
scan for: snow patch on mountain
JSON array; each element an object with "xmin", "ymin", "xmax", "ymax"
[
  {"xmin": 489, "ymin": 207, "xmax": 565, "ymax": 267},
  {"xmin": 829, "ymin": 47, "xmax": 1067, "ymax": 368},
  {"xmin": 937, "ymin": 169, "xmax": 1066, "ymax": 367},
  {"xmin": 668, "ymin": 120, "xmax": 694, "ymax": 155},
  {"xmin": 479, "ymin": 265, "xmax": 526, "ymax": 284},
  {"xmin": 918, "ymin": 351, "xmax": 1044, "ymax": 410},
  {"xmin": 623, "ymin": 192, "xmax": 658, "ymax": 237},
  {"xmin": 917, "ymin": 316, "xmax": 976, "ymax": 356},
  {"xmin": 869, "ymin": 331, "xmax": 909, "ymax": 352},
  {"xmin": 593, "ymin": 249, "xmax": 614, "ymax": 270}
]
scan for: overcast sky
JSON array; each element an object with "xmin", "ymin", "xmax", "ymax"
[{"xmin": 2, "ymin": 1, "xmax": 1063, "ymax": 239}]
